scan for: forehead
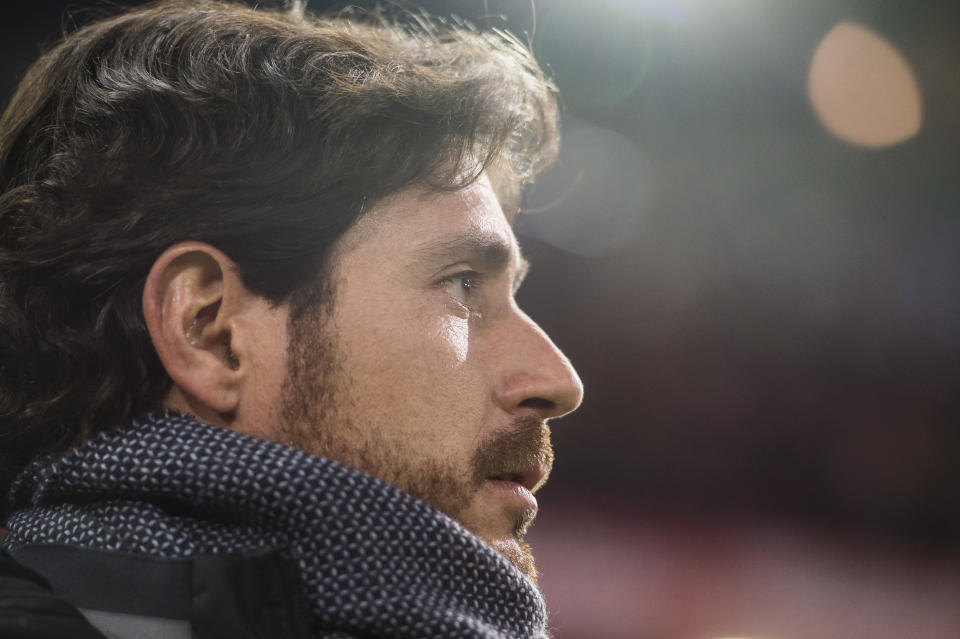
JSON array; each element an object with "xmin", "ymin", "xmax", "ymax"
[{"xmin": 341, "ymin": 174, "xmax": 520, "ymax": 261}]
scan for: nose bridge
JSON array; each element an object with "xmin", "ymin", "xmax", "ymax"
[{"xmin": 495, "ymin": 303, "xmax": 584, "ymax": 419}]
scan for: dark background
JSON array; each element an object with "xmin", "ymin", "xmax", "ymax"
[{"xmin": 4, "ymin": 1, "xmax": 960, "ymax": 636}]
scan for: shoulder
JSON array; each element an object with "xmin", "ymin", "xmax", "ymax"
[
  {"xmin": 0, "ymin": 548, "xmax": 107, "ymax": 639},
  {"xmin": 2, "ymin": 544, "xmax": 313, "ymax": 639}
]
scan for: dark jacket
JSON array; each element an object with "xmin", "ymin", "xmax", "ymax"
[{"xmin": 0, "ymin": 544, "xmax": 312, "ymax": 639}]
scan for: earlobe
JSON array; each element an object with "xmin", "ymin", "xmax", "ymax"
[{"xmin": 142, "ymin": 242, "xmax": 243, "ymax": 419}]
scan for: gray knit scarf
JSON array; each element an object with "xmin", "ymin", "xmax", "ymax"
[{"xmin": 2, "ymin": 411, "xmax": 548, "ymax": 638}]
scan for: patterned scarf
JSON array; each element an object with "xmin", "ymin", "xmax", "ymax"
[{"xmin": 2, "ymin": 411, "xmax": 548, "ymax": 638}]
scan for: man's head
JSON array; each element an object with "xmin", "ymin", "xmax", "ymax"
[{"xmin": 0, "ymin": 0, "xmax": 582, "ymax": 577}]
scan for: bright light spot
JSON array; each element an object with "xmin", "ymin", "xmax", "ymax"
[
  {"xmin": 517, "ymin": 116, "xmax": 657, "ymax": 257},
  {"xmin": 808, "ymin": 22, "xmax": 922, "ymax": 148},
  {"xmin": 534, "ymin": 0, "xmax": 653, "ymax": 108}
]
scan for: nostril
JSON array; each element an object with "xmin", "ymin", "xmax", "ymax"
[{"xmin": 518, "ymin": 397, "xmax": 555, "ymax": 411}]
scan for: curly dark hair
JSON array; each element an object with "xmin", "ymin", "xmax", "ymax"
[{"xmin": 0, "ymin": 0, "xmax": 559, "ymax": 505}]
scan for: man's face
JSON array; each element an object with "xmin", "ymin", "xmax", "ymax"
[{"xmin": 277, "ymin": 174, "xmax": 583, "ymax": 580}]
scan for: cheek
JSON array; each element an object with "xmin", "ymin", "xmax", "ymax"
[
  {"xmin": 242, "ymin": 304, "xmax": 290, "ymax": 434},
  {"xmin": 338, "ymin": 295, "xmax": 472, "ymax": 377},
  {"xmin": 336, "ymin": 311, "xmax": 482, "ymax": 426},
  {"xmin": 436, "ymin": 315, "xmax": 470, "ymax": 364},
  {"xmin": 365, "ymin": 315, "xmax": 473, "ymax": 396}
]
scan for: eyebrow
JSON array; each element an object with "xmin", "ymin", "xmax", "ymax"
[{"xmin": 412, "ymin": 231, "xmax": 531, "ymax": 292}]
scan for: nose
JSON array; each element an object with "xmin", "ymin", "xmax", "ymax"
[{"xmin": 494, "ymin": 307, "xmax": 584, "ymax": 420}]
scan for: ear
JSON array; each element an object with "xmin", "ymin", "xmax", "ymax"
[{"xmin": 142, "ymin": 242, "xmax": 249, "ymax": 423}]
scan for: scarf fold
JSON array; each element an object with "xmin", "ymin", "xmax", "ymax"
[{"xmin": 2, "ymin": 411, "xmax": 547, "ymax": 638}]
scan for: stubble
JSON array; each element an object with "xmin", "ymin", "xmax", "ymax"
[{"xmin": 277, "ymin": 304, "xmax": 552, "ymax": 581}]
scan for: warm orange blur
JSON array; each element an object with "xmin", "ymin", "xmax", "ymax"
[{"xmin": 808, "ymin": 22, "xmax": 922, "ymax": 148}]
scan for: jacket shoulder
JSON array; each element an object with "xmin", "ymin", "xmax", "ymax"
[
  {"xmin": 0, "ymin": 548, "xmax": 107, "ymax": 639},
  {"xmin": 3, "ymin": 543, "xmax": 313, "ymax": 639}
]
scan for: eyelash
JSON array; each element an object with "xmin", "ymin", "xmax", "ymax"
[{"xmin": 438, "ymin": 270, "xmax": 485, "ymax": 309}]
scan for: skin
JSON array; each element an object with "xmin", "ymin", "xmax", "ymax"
[{"xmin": 144, "ymin": 173, "xmax": 583, "ymax": 580}]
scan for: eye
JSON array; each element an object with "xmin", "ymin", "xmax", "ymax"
[{"xmin": 438, "ymin": 270, "xmax": 483, "ymax": 308}]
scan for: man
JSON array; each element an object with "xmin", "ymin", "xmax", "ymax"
[{"xmin": 0, "ymin": 0, "xmax": 582, "ymax": 637}]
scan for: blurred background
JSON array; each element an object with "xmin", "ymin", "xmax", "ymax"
[{"xmin": 4, "ymin": 1, "xmax": 959, "ymax": 637}]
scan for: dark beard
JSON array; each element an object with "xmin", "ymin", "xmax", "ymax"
[{"xmin": 278, "ymin": 307, "xmax": 552, "ymax": 581}]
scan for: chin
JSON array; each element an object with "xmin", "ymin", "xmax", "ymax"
[{"xmin": 487, "ymin": 536, "xmax": 538, "ymax": 584}]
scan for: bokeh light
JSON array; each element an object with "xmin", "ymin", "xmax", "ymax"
[
  {"xmin": 518, "ymin": 115, "xmax": 658, "ymax": 257},
  {"xmin": 808, "ymin": 21, "xmax": 923, "ymax": 148},
  {"xmin": 533, "ymin": 0, "xmax": 653, "ymax": 108}
]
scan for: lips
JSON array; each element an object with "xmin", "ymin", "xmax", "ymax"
[
  {"xmin": 473, "ymin": 417, "xmax": 554, "ymax": 498},
  {"xmin": 487, "ymin": 465, "xmax": 548, "ymax": 493}
]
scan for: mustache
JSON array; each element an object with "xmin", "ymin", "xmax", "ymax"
[{"xmin": 471, "ymin": 415, "xmax": 554, "ymax": 490}]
